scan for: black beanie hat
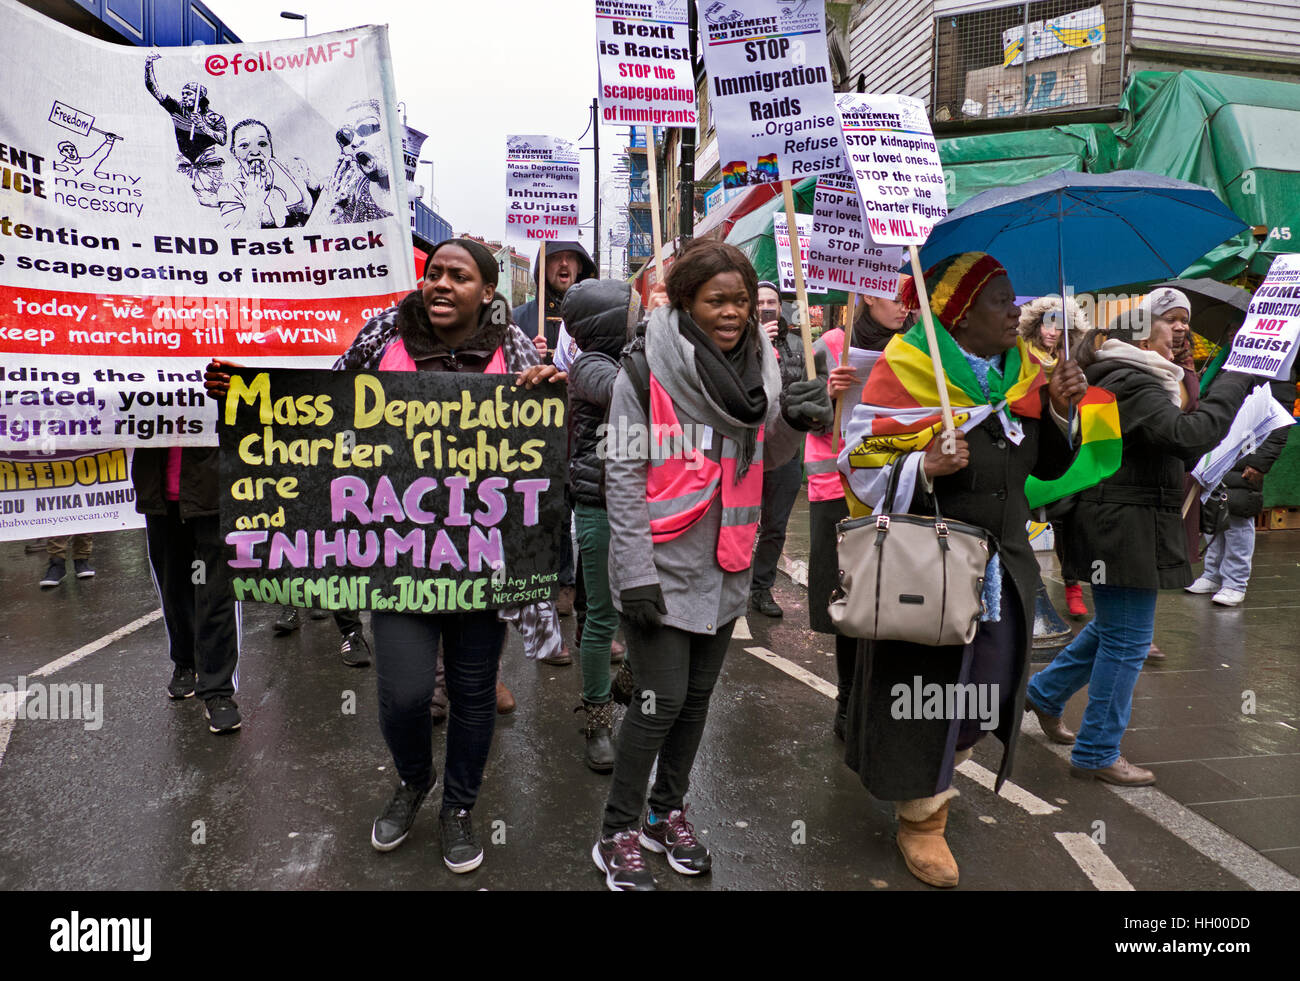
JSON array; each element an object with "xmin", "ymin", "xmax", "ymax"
[{"xmin": 424, "ymin": 237, "xmax": 499, "ymax": 286}]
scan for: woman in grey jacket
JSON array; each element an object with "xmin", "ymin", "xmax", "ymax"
[{"xmin": 590, "ymin": 239, "xmax": 831, "ymax": 890}]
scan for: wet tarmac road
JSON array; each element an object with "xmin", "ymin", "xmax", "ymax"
[{"xmin": 0, "ymin": 528, "xmax": 1297, "ymax": 891}]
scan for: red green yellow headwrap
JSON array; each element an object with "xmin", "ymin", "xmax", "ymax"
[{"xmin": 897, "ymin": 252, "xmax": 1008, "ymax": 329}]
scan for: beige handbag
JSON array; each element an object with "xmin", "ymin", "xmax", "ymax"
[{"xmin": 828, "ymin": 467, "xmax": 992, "ymax": 646}]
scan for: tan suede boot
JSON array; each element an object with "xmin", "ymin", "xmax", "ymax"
[{"xmin": 896, "ymin": 790, "xmax": 960, "ymax": 888}]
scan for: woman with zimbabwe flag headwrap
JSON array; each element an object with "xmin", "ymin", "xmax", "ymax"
[{"xmin": 836, "ymin": 252, "xmax": 1110, "ymax": 889}]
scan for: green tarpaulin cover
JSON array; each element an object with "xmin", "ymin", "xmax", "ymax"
[{"xmin": 1117, "ymin": 70, "xmax": 1300, "ymax": 279}]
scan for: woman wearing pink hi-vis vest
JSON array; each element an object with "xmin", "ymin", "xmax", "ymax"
[
  {"xmin": 591, "ymin": 239, "xmax": 833, "ymax": 890},
  {"xmin": 805, "ymin": 282, "xmax": 913, "ymax": 740}
]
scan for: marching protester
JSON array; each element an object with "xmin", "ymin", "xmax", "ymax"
[
  {"xmin": 132, "ymin": 444, "xmax": 242, "ymax": 734},
  {"xmin": 333, "ymin": 237, "xmax": 560, "ymax": 871},
  {"xmin": 749, "ymin": 281, "xmax": 805, "ymax": 618},
  {"xmin": 1019, "ymin": 295, "xmax": 1091, "ymax": 619},
  {"xmin": 512, "ymin": 241, "xmax": 597, "ymax": 657},
  {"xmin": 1028, "ymin": 294, "xmax": 1254, "ymax": 787},
  {"xmin": 808, "ymin": 280, "xmax": 912, "ymax": 738},
  {"xmin": 270, "ymin": 605, "xmax": 372, "ymax": 668},
  {"xmin": 39, "ymin": 533, "xmax": 95, "ymax": 588},
  {"xmin": 838, "ymin": 253, "xmax": 1087, "ymax": 888},
  {"xmin": 1187, "ymin": 362, "xmax": 1297, "ymax": 606},
  {"xmin": 563, "ymin": 277, "xmax": 644, "ymax": 771},
  {"xmin": 592, "ymin": 239, "xmax": 832, "ymax": 890},
  {"xmin": 205, "ymin": 237, "xmax": 558, "ymax": 872}
]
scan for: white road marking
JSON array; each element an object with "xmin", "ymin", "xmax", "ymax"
[
  {"xmin": 1053, "ymin": 832, "xmax": 1135, "ymax": 891},
  {"xmin": 0, "ymin": 610, "xmax": 164, "ymax": 770},
  {"xmin": 956, "ymin": 759, "xmax": 1061, "ymax": 815},
  {"xmin": 743, "ymin": 646, "xmax": 837, "ymax": 699},
  {"xmin": 27, "ymin": 610, "xmax": 163, "ymax": 679},
  {"xmin": 733, "ymin": 616, "xmax": 751, "ymax": 641},
  {"xmin": 1029, "ymin": 734, "xmax": 1300, "ymax": 890},
  {"xmin": 743, "ymin": 645, "xmax": 1058, "ymax": 815}
]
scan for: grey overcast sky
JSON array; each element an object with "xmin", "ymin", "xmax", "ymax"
[{"xmin": 217, "ymin": 0, "xmax": 628, "ymax": 256}]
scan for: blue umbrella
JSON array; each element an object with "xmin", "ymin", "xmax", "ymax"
[{"xmin": 918, "ymin": 169, "xmax": 1249, "ymax": 312}]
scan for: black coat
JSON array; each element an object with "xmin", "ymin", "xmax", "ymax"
[
  {"xmin": 1219, "ymin": 373, "xmax": 1295, "ymax": 518},
  {"xmin": 563, "ymin": 279, "xmax": 637, "ymax": 508},
  {"xmin": 771, "ymin": 316, "xmax": 806, "ymax": 388},
  {"xmin": 844, "ymin": 395, "xmax": 1074, "ymax": 800},
  {"xmin": 1061, "ymin": 360, "xmax": 1253, "ymax": 589},
  {"xmin": 131, "ymin": 447, "xmax": 219, "ymax": 519}
]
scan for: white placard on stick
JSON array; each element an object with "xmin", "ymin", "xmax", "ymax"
[
  {"xmin": 837, "ymin": 93, "xmax": 948, "ymax": 246},
  {"xmin": 698, "ymin": 0, "xmax": 845, "ymax": 189},
  {"xmin": 806, "ymin": 171, "xmax": 903, "ymax": 297},
  {"xmin": 504, "ymin": 135, "xmax": 581, "ymax": 247},
  {"xmin": 1223, "ymin": 254, "xmax": 1300, "ymax": 381},
  {"xmin": 595, "ymin": 0, "xmax": 697, "ymax": 128},
  {"xmin": 772, "ymin": 212, "xmax": 824, "ymax": 296}
]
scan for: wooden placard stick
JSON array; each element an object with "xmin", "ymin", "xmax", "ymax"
[
  {"xmin": 536, "ymin": 240, "xmax": 547, "ymax": 341},
  {"xmin": 830, "ymin": 292, "xmax": 860, "ymax": 454},
  {"xmin": 907, "ymin": 244, "xmax": 956, "ymax": 444},
  {"xmin": 781, "ymin": 179, "xmax": 817, "ymax": 381},
  {"xmin": 644, "ymin": 126, "xmax": 665, "ymax": 287}
]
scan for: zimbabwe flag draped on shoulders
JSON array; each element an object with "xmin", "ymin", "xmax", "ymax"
[{"xmin": 836, "ymin": 319, "xmax": 1121, "ymax": 518}]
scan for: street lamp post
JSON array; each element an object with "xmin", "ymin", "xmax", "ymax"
[
  {"xmin": 279, "ymin": 10, "xmax": 307, "ymax": 36},
  {"xmin": 419, "ymin": 158, "xmax": 436, "ymax": 211}
]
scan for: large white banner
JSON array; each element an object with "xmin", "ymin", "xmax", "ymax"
[
  {"xmin": 596, "ymin": 0, "xmax": 697, "ymax": 128},
  {"xmin": 837, "ymin": 93, "xmax": 948, "ymax": 246},
  {"xmin": 0, "ymin": 1, "xmax": 417, "ymax": 539},
  {"xmin": 504, "ymin": 135, "xmax": 581, "ymax": 248},
  {"xmin": 0, "ymin": 1, "xmax": 416, "ymax": 458},
  {"xmin": 806, "ymin": 170, "xmax": 902, "ymax": 297},
  {"xmin": 698, "ymin": 0, "xmax": 845, "ymax": 189},
  {"xmin": 1224, "ymin": 254, "xmax": 1300, "ymax": 380}
]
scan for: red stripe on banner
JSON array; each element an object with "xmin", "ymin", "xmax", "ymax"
[{"xmin": 0, "ymin": 286, "xmax": 409, "ymax": 358}]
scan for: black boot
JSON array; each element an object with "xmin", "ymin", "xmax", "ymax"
[
  {"xmin": 577, "ymin": 700, "xmax": 615, "ymax": 773},
  {"xmin": 749, "ymin": 588, "xmax": 783, "ymax": 617}
]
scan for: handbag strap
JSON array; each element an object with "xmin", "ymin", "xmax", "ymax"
[{"xmin": 881, "ymin": 452, "xmax": 946, "ymax": 525}]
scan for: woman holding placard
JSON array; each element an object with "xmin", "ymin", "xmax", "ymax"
[
  {"xmin": 336, "ymin": 238, "xmax": 564, "ymax": 873},
  {"xmin": 838, "ymin": 252, "xmax": 1087, "ymax": 888},
  {"xmin": 592, "ymin": 239, "xmax": 832, "ymax": 890}
]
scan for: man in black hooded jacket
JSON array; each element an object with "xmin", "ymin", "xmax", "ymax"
[{"xmin": 512, "ymin": 240, "xmax": 597, "ymax": 362}]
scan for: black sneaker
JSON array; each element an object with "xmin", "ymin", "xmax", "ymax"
[
  {"xmin": 167, "ymin": 666, "xmax": 196, "ymax": 700},
  {"xmin": 592, "ymin": 829, "xmax": 657, "ymax": 891},
  {"xmin": 749, "ymin": 588, "xmax": 783, "ymax": 618},
  {"xmin": 372, "ymin": 780, "xmax": 431, "ymax": 852},
  {"xmin": 340, "ymin": 629, "xmax": 371, "ymax": 667},
  {"xmin": 73, "ymin": 559, "xmax": 94, "ymax": 579},
  {"xmin": 204, "ymin": 696, "xmax": 241, "ymax": 734},
  {"xmin": 439, "ymin": 807, "xmax": 484, "ymax": 873},
  {"xmin": 309, "ymin": 608, "xmax": 331, "ymax": 620},
  {"xmin": 273, "ymin": 607, "xmax": 301, "ymax": 634},
  {"xmin": 39, "ymin": 561, "xmax": 65, "ymax": 589},
  {"xmin": 639, "ymin": 806, "xmax": 711, "ymax": 875}
]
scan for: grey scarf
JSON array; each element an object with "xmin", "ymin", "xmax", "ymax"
[{"xmin": 644, "ymin": 306, "xmax": 782, "ymax": 478}]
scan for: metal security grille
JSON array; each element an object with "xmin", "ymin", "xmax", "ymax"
[{"xmin": 932, "ymin": 0, "xmax": 1127, "ymax": 124}]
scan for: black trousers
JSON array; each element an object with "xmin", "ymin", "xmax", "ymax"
[
  {"xmin": 144, "ymin": 504, "xmax": 239, "ymax": 701},
  {"xmin": 373, "ymin": 610, "xmax": 505, "ymax": 810},
  {"xmin": 750, "ymin": 457, "xmax": 804, "ymax": 592},
  {"xmin": 601, "ymin": 618, "xmax": 734, "ymax": 834}
]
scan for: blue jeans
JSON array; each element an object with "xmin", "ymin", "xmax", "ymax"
[
  {"xmin": 1026, "ymin": 584, "xmax": 1156, "ymax": 770},
  {"xmin": 1201, "ymin": 515, "xmax": 1256, "ymax": 591},
  {"xmin": 372, "ymin": 610, "xmax": 505, "ymax": 810}
]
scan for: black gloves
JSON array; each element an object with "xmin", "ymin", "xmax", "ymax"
[
  {"xmin": 620, "ymin": 584, "xmax": 666, "ymax": 631},
  {"xmin": 781, "ymin": 350, "xmax": 834, "ymax": 432}
]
